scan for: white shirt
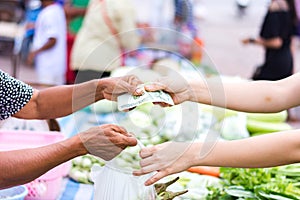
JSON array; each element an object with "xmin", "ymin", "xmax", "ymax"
[{"xmin": 32, "ymin": 3, "xmax": 66, "ymax": 85}]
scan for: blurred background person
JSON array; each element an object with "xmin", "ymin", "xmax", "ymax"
[
  {"xmin": 295, "ymin": 0, "xmax": 300, "ymax": 41},
  {"xmin": 27, "ymin": 0, "xmax": 66, "ymax": 85},
  {"xmin": 174, "ymin": 0, "xmax": 201, "ymax": 60},
  {"xmin": 70, "ymin": 0, "xmax": 141, "ymax": 83},
  {"xmin": 64, "ymin": 0, "xmax": 89, "ymax": 84},
  {"xmin": 242, "ymin": 0, "xmax": 298, "ymax": 81},
  {"xmin": 20, "ymin": 0, "xmax": 41, "ymax": 64},
  {"xmin": 174, "ymin": 0, "xmax": 198, "ymax": 38}
]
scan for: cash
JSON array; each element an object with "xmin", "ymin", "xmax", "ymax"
[{"xmin": 117, "ymin": 85, "xmax": 174, "ymax": 111}]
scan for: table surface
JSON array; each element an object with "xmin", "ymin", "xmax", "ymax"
[{"xmin": 57, "ymin": 178, "xmax": 94, "ymax": 200}]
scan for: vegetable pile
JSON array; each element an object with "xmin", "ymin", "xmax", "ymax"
[
  {"xmin": 246, "ymin": 111, "xmax": 292, "ymax": 136},
  {"xmin": 69, "ymin": 154, "xmax": 105, "ymax": 184},
  {"xmin": 206, "ymin": 164, "xmax": 300, "ymax": 200}
]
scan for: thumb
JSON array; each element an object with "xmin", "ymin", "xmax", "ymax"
[
  {"xmin": 144, "ymin": 82, "xmax": 166, "ymax": 92},
  {"xmin": 125, "ymin": 134, "xmax": 138, "ymax": 147}
]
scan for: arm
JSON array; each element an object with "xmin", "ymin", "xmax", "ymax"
[
  {"xmin": 34, "ymin": 38, "xmax": 56, "ymax": 53},
  {"xmin": 198, "ymin": 130, "xmax": 300, "ymax": 168},
  {"xmin": 27, "ymin": 38, "xmax": 56, "ymax": 65},
  {"xmin": 241, "ymin": 0, "xmax": 287, "ymax": 49},
  {"xmin": 0, "ymin": 135, "xmax": 86, "ymax": 189},
  {"xmin": 242, "ymin": 37, "xmax": 283, "ymax": 49},
  {"xmin": 191, "ymin": 74, "xmax": 300, "ymax": 112},
  {"xmin": 0, "ymin": 124, "xmax": 137, "ymax": 189},
  {"xmin": 144, "ymin": 73, "xmax": 300, "ymax": 113},
  {"xmin": 134, "ymin": 130, "xmax": 300, "ymax": 185},
  {"xmin": 64, "ymin": 2, "xmax": 86, "ymax": 21},
  {"xmin": 13, "ymin": 75, "xmax": 142, "ymax": 119}
]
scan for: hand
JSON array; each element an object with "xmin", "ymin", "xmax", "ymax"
[
  {"xmin": 242, "ymin": 38, "xmax": 255, "ymax": 45},
  {"xmin": 99, "ymin": 75, "xmax": 143, "ymax": 101},
  {"xmin": 27, "ymin": 51, "xmax": 37, "ymax": 66},
  {"xmin": 133, "ymin": 142, "xmax": 196, "ymax": 186},
  {"xmin": 79, "ymin": 124, "xmax": 137, "ymax": 160},
  {"xmin": 143, "ymin": 76, "xmax": 192, "ymax": 105}
]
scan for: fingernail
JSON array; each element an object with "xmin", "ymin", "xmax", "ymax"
[
  {"xmin": 135, "ymin": 88, "xmax": 143, "ymax": 94},
  {"xmin": 145, "ymin": 85, "xmax": 153, "ymax": 90}
]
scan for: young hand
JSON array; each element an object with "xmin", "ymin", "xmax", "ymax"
[
  {"xmin": 143, "ymin": 76, "xmax": 192, "ymax": 105},
  {"xmin": 133, "ymin": 142, "xmax": 197, "ymax": 186}
]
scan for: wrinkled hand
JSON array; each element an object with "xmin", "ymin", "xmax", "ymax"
[
  {"xmin": 143, "ymin": 76, "xmax": 192, "ymax": 105},
  {"xmin": 133, "ymin": 142, "xmax": 195, "ymax": 186},
  {"xmin": 79, "ymin": 124, "xmax": 137, "ymax": 161},
  {"xmin": 99, "ymin": 75, "xmax": 143, "ymax": 101}
]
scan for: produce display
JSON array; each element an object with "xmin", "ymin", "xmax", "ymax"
[
  {"xmin": 69, "ymin": 154, "xmax": 105, "ymax": 184},
  {"xmin": 157, "ymin": 172, "xmax": 222, "ymax": 199},
  {"xmin": 206, "ymin": 164, "xmax": 300, "ymax": 199},
  {"xmin": 155, "ymin": 177, "xmax": 188, "ymax": 200},
  {"xmin": 246, "ymin": 111, "xmax": 292, "ymax": 135},
  {"xmin": 68, "ymin": 99, "xmax": 296, "ymax": 199}
]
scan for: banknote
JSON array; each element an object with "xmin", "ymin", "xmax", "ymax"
[{"xmin": 117, "ymin": 85, "xmax": 174, "ymax": 111}]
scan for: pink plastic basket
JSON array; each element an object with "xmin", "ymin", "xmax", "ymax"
[{"xmin": 0, "ymin": 130, "xmax": 70, "ymax": 200}]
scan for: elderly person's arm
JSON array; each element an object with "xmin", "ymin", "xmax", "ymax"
[
  {"xmin": 0, "ymin": 124, "xmax": 137, "ymax": 189},
  {"xmin": 13, "ymin": 75, "xmax": 142, "ymax": 119},
  {"xmin": 0, "ymin": 71, "xmax": 140, "ymax": 188}
]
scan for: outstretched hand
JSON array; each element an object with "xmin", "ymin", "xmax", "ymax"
[
  {"xmin": 99, "ymin": 75, "xmax": 144, "ymax": 101},
  {"xmin": 133, "ymin": 142, "xmax": 197, "ymax": 186},
  {"xmin": 143, "ymin": 76, "xmax": 192, "ymax": 106}
]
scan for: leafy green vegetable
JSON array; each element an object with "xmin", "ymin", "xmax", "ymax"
[
  {"xmin": 220, "ymin": 168, "xmax": 272, "ymax": 190},
  {"xmin": 225, "ymin": 186, "xmax": 256, "ymax": 199},
  {"xmin": 207, "ymin": 166, "xmax": 300, "ymax": 200}
]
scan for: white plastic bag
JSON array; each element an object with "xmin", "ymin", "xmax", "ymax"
[{"xmin": 90, "ymin": 144, "xmax": 156, "ymax": 200}]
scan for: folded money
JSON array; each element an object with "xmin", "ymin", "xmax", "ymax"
[{"xmin": 117, "ymin": 86, "xmax": 174, "ymax": 111}]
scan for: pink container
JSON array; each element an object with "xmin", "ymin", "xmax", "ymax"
[{"xmin": 0, "ymin": 130, "xmax": 70, "ymax": 200}]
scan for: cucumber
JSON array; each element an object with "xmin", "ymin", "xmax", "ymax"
[
  {"xmin": 246, "ymin": 111, "xmax": 288, "ymax": 123},
  {"xmin": 246, "ymin": 119, "xmax": 292, "ymax": 134}
]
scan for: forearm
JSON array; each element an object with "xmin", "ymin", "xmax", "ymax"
[
  {"xmin": 64, "ymin": 6, "xmax": 86, "ymax": 19},
  {"xmin": 15, "ymin": 79, "xmax": 105, "ymax": 119},
  {"xmin": 34, "ymin": 38, "xmax": 56, "ymax": 54},
  {"xmin": 254, "ymin": 37, "xmax": 282, "ymax": 49},
  {"xmin": 189, "ymin": 75, "xmax": 298, "ymax": 113},
  {"xmin": 0, "ymin": 135, "xmax": 87, "ymax": 189},
  {"xmin": 37, "ymin": 80, "xmax": 104, "ymax": 118},
  {"xmin": 192, "ymin": 130, "xmax": 300, "ymax": 168}
]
